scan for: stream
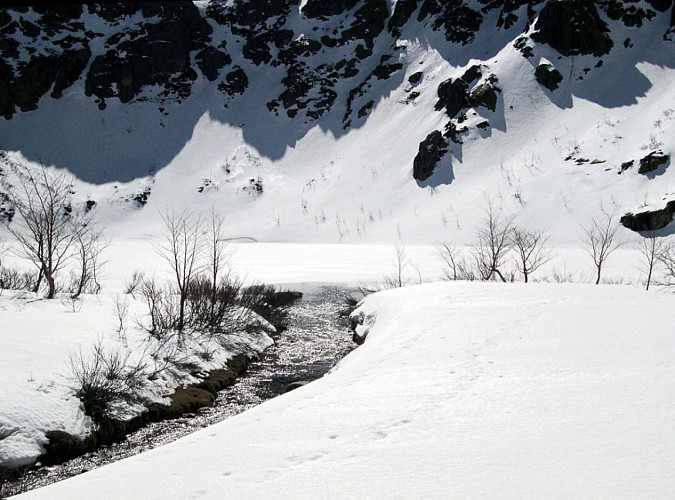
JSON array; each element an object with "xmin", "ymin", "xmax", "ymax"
[{"xmin": 2, "ymin": 285, "xmax": 356, "ymax": 497}]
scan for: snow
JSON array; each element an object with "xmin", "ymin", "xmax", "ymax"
[
  {"xmin": 0, "ymin": 2, "xmax": 674, "ymax": 495},
  {"xmin": 15, "ymin": 282, "xmax": 675, "ymax": 498}
]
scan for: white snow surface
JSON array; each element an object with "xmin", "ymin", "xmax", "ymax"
[
  {"xmin": 17, "ymin": 281, "xmax": 675, "ymax": 498},
  {"xmin": 0, "ymin": 3, "xmax": 674, "ymax": 493}
]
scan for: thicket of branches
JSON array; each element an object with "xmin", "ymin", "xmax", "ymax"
[{"xmin": 0, "ymin": 162, "xmax": 105, "ymax": 298}]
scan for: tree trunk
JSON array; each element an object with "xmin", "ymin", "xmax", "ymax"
[
  {"xmin": 45, "ymin": 270, "xmax": 56, "ymax": 299},
  {"xmin": 33, "ymin": 268, "xmax": 44, "ymax": 294}
]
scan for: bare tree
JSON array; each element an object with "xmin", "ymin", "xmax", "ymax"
[
  {"xmin": 1, "ymin": 163, "xmax": 80, "ymax": 298},
  {"xmin": 581, "ymin": 209, "xmax": 624, "ymax": 285},
  {"xmin": 511, "ymin": 226, "xmax": 552, "ymax": 283},
  {"xmin": 656, "ymin": 240, "xmax": 675, "ymax": 288},
  {"xmin": 392, "ymin": 243, "xmax": 408, "ymax": 288},
  {"xmin": 157, "ymin": 208, "xmax": 203, "ymax": 331},
  {"xmin": 473, "ymin": 201, "xmax": 514, "ymax": 282},
  {"xmin": 636, "ymin": 231, "xmax": 665, "ymax": 291},
  {"xmin": 70, "ymin": 220, "xmax": 107, "ymax": 298},
  {"xmin": 205, "ymin": 208, "xmax": 231, "ymax": 314}
]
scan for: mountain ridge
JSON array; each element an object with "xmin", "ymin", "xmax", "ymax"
[{"xmin": 0, "ymin": 0, "xmax": 674, "ymax": 244}]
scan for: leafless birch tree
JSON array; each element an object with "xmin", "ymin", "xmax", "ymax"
[
  {"xmin": 636, "ymin": 231, "xmax": 665, "ymax": 291},
  {"xmin": 1, "ymin": 163, "xmax": 81, "ymax": 298},
  {"xmin": 157, "ymin": 208, "xmax": 203, "ymax": 331},
  {"xmin": 581, "ymin": 209, "xmax": 624, "ymax": 285},
  {"xmin": 511, "ymin": 226, "xmax": 552, "ymax": 283},
  {"xmin": 473, "ymin": 201, "xmax": 514, "ymax": 282}
]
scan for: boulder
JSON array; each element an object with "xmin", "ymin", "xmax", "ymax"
[
  {"xmin": 413, "ymin": 130, "xmax": 449, "ymax": 181},
  {"xmin": 621, "ymin": 200, "xmax": 675, "ymax": 231},
  {"xmin": 638, "ymin": 151, "xmax": 669, "ymax": 174},
  {"xmin": 535, "ymin": 63, "xmax": 563, "ymax": 91},
  {"xmin": 161, "ymin": 387, "xmax": 215, "ymax": 420},
  {"xmin": 42, "ymin": 431, "xmax": 86, "ymax": 466},
  {"xmin": 283, "ymin": 380, "xmax": 310, "ymax": 393}
]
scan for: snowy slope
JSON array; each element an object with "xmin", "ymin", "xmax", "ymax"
[
  {"xmin": 0, "ymin": 3, "xmax": 673, "ymax": 247},
  {"xmin": 17, "ymin": 282, "xmax": 675, "ymax": 498}
]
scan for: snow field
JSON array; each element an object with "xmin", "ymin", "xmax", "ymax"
[{"xmin": 16, "ymin": 281, "xmax": 675, "ymax": 498}]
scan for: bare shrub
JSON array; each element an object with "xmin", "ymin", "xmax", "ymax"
[
  {"xmin": 437, "ymin": 241, "xmax": 477, "ymax": 281},
  {"xmin": 240, "ymin": 282, "xmax": 287, "ymax": 328},
  {"xmin": 358, "ymin": 244, "xmax": 423, "ymax": 295},
  {"xmin": 124, "ymin": 270, "xmax": 144, "ymax": 296},
  {"xmin": 139, "ymin": 277, "xmax": 179, "ymax": 339},
  {"xmin": 186, "ymin": 273, "xmax": 242, "ymax": 332},
  {"xmin": 69, "ymin": 220, "xmax": 107, "ymax": 298},
  {"xmin": 0, "ymin": 266, "xmax": 36, "ymax": 291},
  {"xmin": 69, "ymin": 342, "xmax": 148, "ymax": 425},
  {"xmin": 656, "ymin": 241, "xmax": 675, "ymax": 288},
  {"xmin": 114, "ymin": 294, "xmax": 129, "ymax": 344}
]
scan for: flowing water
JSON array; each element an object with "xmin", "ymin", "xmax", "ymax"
[{"xmin": 2, "ymin": 285, "xmax": 356, "ymax": 497}]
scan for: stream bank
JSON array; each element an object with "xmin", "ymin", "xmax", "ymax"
[{"xmin": 1, "ymin": 285, "xmax": 356, "ymax": 498}]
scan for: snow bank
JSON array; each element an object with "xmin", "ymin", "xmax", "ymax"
[
  {"xmin": 0, "ymin": 291, "xmax": 274, "ymax": 470},
  {"xmin": 19, "ymin": 282, "xmax": 675, "ymax": 498}
]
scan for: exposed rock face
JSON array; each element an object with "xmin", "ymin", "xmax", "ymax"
[
  {"xmin": 85, "ymin": 3, "xmax": 212, "ymax": 105},
  {"xmin": 535, "ymin": 63, "xmax": 563, "ymax": 91},
  {"xmin": 435, "ymin": 65, "xmax": 483, "ymax": 118},
  {"xmin": 531, "ymin": 1, "xmax": 613, "ymax": 56},
  {"xmin": 413, "ymin": 131, "xmax": 449, "ymax": 181},
  {"xmin": 621, "ymin": 200, "xmax": 675, "ymax": 231},
  {"xmin": 0, "ymin": 0, "xmax": 672, "ymax": 184},
  {"xmin": 638, "ymin": 151, "xmax": 670, "ymax": 174},
  {"xmin": 418, "ymin": 0, "xmax": 483, "ymax": 44}
]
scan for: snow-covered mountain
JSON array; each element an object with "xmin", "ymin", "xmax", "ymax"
[
  {"xmin": 2, "ymin": 2, "xmax": 675, "ymax": 492},
  {"xmin": 1, "ymin": 0, "xmax": 673, "ymax": 245}
]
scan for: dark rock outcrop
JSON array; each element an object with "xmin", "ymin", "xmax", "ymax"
[
  {"xmin": 435, "ymin": 65, "xmax": 482, "ymax": 118},
  {"xmin": 535, "ymin": 63, "xmax": 563, "ymax": 91},
  {"xmin": 388, "ymin": 0, "xmax": 420, "ymax": 35},
  {"xmin": 531, "ymin": 0, "xmax": 613, "ymax": 56},
  {"xmin": 469, "ymin": 75, "xmax": 500, "ymax": 112},
  {"xmin": 621, "ymin": 200, "xmax": 675, "ymax": 231},
  {"xmin": 413, "ymin": 130, "xmax": 449, "ymax": 181},
  {"xmin": 418, "ymin": 0, "xmax": 483, "ymax": 44},
  {"xmin": 302, "ymin": 0, "xmax": 360, "ymax": 19},
  {"xmin": 85, "ymin": 2, "xmax": 212, "ymax": 104},
  {"xmin": 638, "ymin": 151, "xmax": 670, "ymax": 174},
  {"xmin": 219, "ymin": 67, "xmax": 249, "ymax": 97},
  {"xmin": 196, "ymin": 47, "xmax": 232, "ymax": 82}
]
